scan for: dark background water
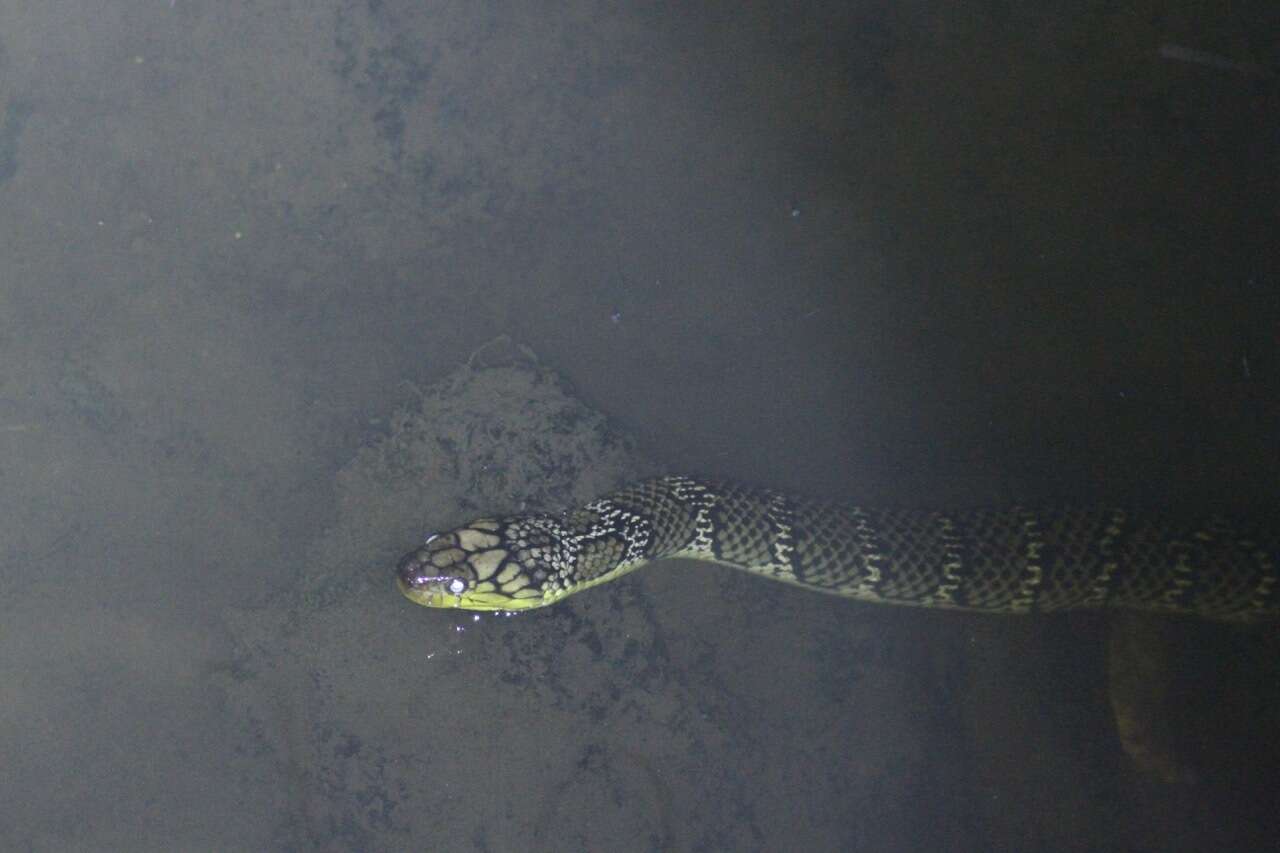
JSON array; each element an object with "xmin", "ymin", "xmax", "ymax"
[{"xmin": 1, "ymin": 2, "xmax": 1277, "ymax": 850}]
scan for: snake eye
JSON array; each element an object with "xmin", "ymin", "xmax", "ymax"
[{"xmin": 448, "ymin": 578, "xmax": 466, "ymax": 595}]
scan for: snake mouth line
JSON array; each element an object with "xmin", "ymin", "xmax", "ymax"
[{"xmin": 395, "ymin": 574, "xmax": 446, "ymax": 607}]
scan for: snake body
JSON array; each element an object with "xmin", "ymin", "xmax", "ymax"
[{"xmin": 396, "ymin": 475, "xmax": 1279, "ymax": 620}]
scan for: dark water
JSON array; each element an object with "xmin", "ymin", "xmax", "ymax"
[{"xmin": 1, "ymin": 2, "xmax": 1277, "ymax": 850}]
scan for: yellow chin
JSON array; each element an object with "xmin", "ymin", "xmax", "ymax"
[
  {"xmin": 395, "ymin": 577, "xmax": 548, "ymax": 611},
  {"xmin": 456, "ymin": 590, "xmax": 548, "ymax": 611},
  {"xmin": 396, "ymin": 576, "xmax": 456, "ymax": 608}
]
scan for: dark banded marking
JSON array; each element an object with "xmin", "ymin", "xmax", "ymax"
[
  {"xmin": 849, "ymin": 506, "xmax": 887, "ymax": 600},
  {"xmin": 922, "ymin": 512, "xmax": 967, "ymax": 608}
]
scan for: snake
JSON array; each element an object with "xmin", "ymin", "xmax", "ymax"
[{"xmin": 395, "ymin": 475, "xmax": 1280, "ymax": 621}]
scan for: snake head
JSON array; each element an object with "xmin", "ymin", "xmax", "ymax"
[{"xmin": 395, "ymin": 517, "xmax": 556, "ymax": 611}]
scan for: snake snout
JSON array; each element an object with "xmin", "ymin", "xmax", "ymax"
[
  {"xmin": 395, "ymin": 533, "xmax": 478, "ymax": 608},
  {"xmin": 395, "ymin": 549, "xmax": 432, "ymax": 590}
]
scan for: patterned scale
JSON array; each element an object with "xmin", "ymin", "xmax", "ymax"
[{"xmin": 585, "ymin": 477, "xmax": 1279, "ymax": 621}]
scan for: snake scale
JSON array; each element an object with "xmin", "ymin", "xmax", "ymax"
[{"xmin": 396, "ymin": 475, "xmax": 1279, "ymax": 621}]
